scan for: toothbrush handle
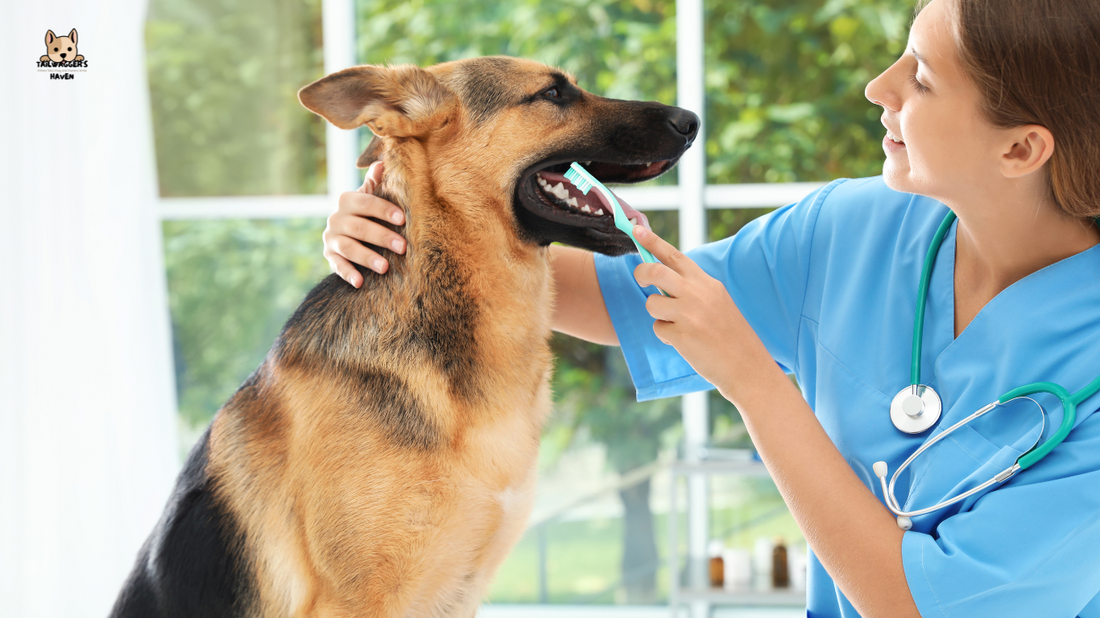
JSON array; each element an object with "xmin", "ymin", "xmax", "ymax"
[{"xmin": 634, "ymin": 243, "xmax": 671, "ymax": 297}]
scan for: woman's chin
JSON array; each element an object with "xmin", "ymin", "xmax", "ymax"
[{"xmin": 881, "ymin": 161, "xmax": 913, "ymax": 194}]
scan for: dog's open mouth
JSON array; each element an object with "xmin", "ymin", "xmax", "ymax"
[{"xmin": 517, "ymin": 158, "xmax": 676, "ymax": 232}]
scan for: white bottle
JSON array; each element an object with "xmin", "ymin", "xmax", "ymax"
[
  {"xmin": 752, "ymin": 537, "xmax": 774, "ymax": 590},
  {"xmin": 722, "ymin": 548, "xmax": 752, "ymax": 590},
  {"xmin": 789, "ymin": 544, "xmax": 808, "ymax": 591}
]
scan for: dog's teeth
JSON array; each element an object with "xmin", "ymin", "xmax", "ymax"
[
  {"xmin": 642, "ymin": 162, "xmax": 651, "ymax": 167},
  {"xmin": 581, "ymin": 205, "xmax": 592, "ymax": 213},
  {"xmin": 537, "ymin": 176, "xmax": 548, "ymax": 187},
  {"xmin": 582, "ymin": 161, "xmax": 592, "ymax": 166},
  {"xmin": 551, "ymin": 183, "xmax": 569, "ymax": 199},
  {"xmin": 595, "ymin": 209, "xmax": 604, "ymax": 216},
  {"xmin": 630, "ymin": 217, "xmax": 638, "ymax": 225},
  {"xmin": 566, "ymin": 197, "xmax": 579, "ymax": 208}
]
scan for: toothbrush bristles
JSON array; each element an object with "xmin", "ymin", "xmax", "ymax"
[{"xmin": 565, "ymin": 165, "xmax": 593, "ymax": 194}]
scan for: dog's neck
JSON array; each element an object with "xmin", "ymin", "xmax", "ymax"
[
  {"xmin": 368, "ymin": 155, "xmax": 556, "ymax": 403},
  {"xmin": 376, "ymin": 152, "xmax": 548, "ymax": 292}
]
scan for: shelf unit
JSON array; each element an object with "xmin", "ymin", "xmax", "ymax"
[{"xmin": 667, "ymin": 457, "xmax": 806, "ymax": 615}]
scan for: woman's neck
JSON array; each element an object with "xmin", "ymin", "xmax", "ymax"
[{"xmin": 948, "ymin": 183, "xmax": 1100, "ymax": 337}]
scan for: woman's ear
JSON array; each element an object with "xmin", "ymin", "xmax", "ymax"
[{"xmin": 1001, "ymin": 124, "xmax": 1055, "ymax": 179}]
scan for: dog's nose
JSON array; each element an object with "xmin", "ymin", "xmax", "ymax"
[
  {"xmin": 669, "ymin": 109, "xmax": 699, "ymax": 143},
  {"xmin": 60, "ymin": 53, "xmax": 67, "ymax": 59}
]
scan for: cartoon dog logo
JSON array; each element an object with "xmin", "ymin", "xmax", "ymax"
[{"xmin": 41, "ymin": 29, "xmax": 84, "ymax": 63}]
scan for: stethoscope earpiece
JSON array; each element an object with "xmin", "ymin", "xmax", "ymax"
[
  {"xmin": 874, "ymin": 461, "xmax": 913, "ymax": 529},
  {"xmin": 872, "ymin": 461, "xmax": 888, "ymax": 479}
]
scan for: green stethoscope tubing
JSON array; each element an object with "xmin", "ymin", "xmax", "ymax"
[{"xmin": 910, "ymin": 211, "xmax": 1100, "ymax": 470}]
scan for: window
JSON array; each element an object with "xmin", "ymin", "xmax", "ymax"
[{"xmin": 147, "ymin": 0, "xmax": 909, "ymax": 608}]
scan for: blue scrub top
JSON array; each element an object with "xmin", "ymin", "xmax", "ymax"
[{"xmin": 593, "ymin": 177, "xmax": 1100, "ymax": 618}]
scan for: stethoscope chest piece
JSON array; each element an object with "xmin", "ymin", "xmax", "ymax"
[{"xmin": 890, "ymin": 384, "xmax": 942, "ymax": 434}]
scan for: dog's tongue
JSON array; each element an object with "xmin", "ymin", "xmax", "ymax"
[{"xmin": 537, "ymin": 171, "xmax": 652, "ymax": 230}]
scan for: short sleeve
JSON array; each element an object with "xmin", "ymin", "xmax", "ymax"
[
  {"xmin": 902, "ymin": 409, "xmax": 1100, "ymax": 618},
  {"xmin": 593, "ymin": 180, "xmax": 840, "ymax": 401}
]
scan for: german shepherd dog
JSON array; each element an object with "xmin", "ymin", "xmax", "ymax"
[{"xmin": 110, "ymin": 56, "xmax": 697, "ymax": 618}]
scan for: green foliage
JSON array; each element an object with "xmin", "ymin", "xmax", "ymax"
[
  {"xmin": 355, "ymin": 0, "xmax": 681, "ymax": 186},
  {"xmin": 163, "ymin": 218, "xmax": 330, "ymax": 424},
  {"xmin": 548, "ymin": 335, "xmax": 683, "ymax": 474},
  {"xmin": 705, "ymin": 0, "xmax": 911, "ymax": 183},
  {"xmin": 145, "ymin": 0, "xmax": 326, "ymax": 197},
  {"xmin": 357, "ymin": 0, "xmax": 677, "ymax": 104}
]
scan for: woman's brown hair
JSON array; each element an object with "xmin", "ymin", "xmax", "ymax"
[{"xmin": 925, "ymin": 0, "xmax": 1100, "ymax": 219}]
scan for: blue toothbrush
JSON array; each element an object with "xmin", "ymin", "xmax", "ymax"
[{"xmin": 564, "ymin": 162, "xmax": 669, "ymax": 296}]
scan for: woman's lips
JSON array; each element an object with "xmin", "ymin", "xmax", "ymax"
[{"xmin": 883, "ymin": 134, "xmax": 906, "ymax": 153}]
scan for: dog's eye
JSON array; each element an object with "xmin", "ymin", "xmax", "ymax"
[
  {"xmin": 67, "ymin": 47, "xmax": 72, "ymax": 51},
  {"xmin": 543, "ymin": 88, "xmax": 560, "ymax": 99},
  {"xmin": 53, "ymin": 47, "xmax": 58, "ymax": 51}
]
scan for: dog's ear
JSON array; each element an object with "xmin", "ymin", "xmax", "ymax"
[
  {"xmin": 356, "ymin": 135, "xmax": 384, "ymax": 169},
  {"xmin": 45, "ymin": 30, "xmax": 55, "ymax": 45},
  {"xmin": 68, "ymin": 29, "xmax": 78, "ymax": 44},
  {"xmin": 298, "ymin": 65, "xmax": 454, "ymax": 138}
]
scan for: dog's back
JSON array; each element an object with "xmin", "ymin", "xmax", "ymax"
[
  {"xmin": 110, "ymin": 427, "xmax": 255, "ymax": 617},
  {"xmin": 111, "ymin": 56, "xmax": 697, "ymax": 618}
]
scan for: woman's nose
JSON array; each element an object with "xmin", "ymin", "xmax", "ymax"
[{"xmin": 865, "ymin": 66, "xmax": 901, "ymax": 112}]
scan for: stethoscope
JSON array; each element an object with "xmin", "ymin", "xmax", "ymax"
[{"xmin": 874, "ymin": 211, "xmax": 1100, "ymax": 530}]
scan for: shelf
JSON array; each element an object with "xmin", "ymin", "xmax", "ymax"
[
  {"xmin": 668, "ymin": 453, "xmax": 807, "ymax": 612},
  {"xmin": 668, "ymin": 459, "xmax": 772, "ymax": 477},
  {"xmin": 673, "ymin": 587, "xmax": 805, "ymax": 607}
]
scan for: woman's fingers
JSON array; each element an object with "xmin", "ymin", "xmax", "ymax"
[
  {"xmin": 360, "ymin": 160, "xmax": 385, "ymax": 193},
  {"xmin": 634, "ymin": 262, "xmax": 683, "ymax": 298},
  {"xmin": 325, "ymin": 235, "xmax": 393, "ymax": 287},
  {"xmin": 323, "ymin": 215, "xmax": 400, "ymax": 278},
  {"xmin": 632, "ymin": 225, "xmax": 699, "ymax": 276},
  {"xmin": 324, "ymin": 161, "xmax": 409, "ymax": 285},
  {"xmin": 643, "ymin": 291, "xmax": 678, "ymax": 324},
  {"xmin": 336, "ymin": 213, "xmax": 406, "ymax": 254},
  {"xmin": 338, "ymin": 189, "xmax": 405, "ymax": 227},
  {"xmin": 629, "ymin": 226, "xmax": 687, "ymax": 298},
  {"xmin": 328, "ymin": 252, "xmax": 364, "ymax": 289}
]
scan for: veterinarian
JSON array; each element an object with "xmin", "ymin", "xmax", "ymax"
[{"xmin": 322, "ymin": 0, "xmax": 1100, "ymax": 616}]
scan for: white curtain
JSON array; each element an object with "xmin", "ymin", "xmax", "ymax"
[{"xmin": 0, "ymin": 1, "xmax": 180, "ymax": 617}]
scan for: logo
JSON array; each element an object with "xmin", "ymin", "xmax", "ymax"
[{"xmin": 38, "ymin": 29, "xmax": 88, "ymax": 80}]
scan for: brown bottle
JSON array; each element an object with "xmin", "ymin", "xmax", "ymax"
[
  {"xmin": 772, "ymin": 537, "xmax": 790, "ymax": 588},
  {"xmin": 708, "ymin": 554, "xmax": 726, "ymax": 585},
  {"xmin": 708, "ymin": 539, "xmax": 724, "ymax": 587}
]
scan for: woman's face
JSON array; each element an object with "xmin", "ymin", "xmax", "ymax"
[{"xmin": 864, "ymin": 0, "xmax": 1004, "ymax": 204}]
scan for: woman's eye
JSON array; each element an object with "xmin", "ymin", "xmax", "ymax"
[
  {"xmin": 909, "ymin": 74, "xmax": 930, "ymax": 94},
  {"xmin": 544, "ymin": 88, "xmax": 560, "ymax": 99}
]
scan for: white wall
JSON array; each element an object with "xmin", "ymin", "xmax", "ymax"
[{"xmin": 0, "ymin": 2, "xmax": 180, "ymax": 617}]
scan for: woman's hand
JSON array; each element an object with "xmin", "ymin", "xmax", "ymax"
[
  {"xmin": 632, "ymin": 225, "xmax": 919, "ymax": 617},
  {"xmin": 629, "ymin": 225, "xmax": 771, "ymax": 399},
  {"xmin": 322, "ymin": 161, "xmax": 407, "ymax": 288}
]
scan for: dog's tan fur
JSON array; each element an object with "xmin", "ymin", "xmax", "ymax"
[
  {"xmin": 214, "ymin": 58, "xmax": 584, "ymax": 617},
  {"xmin": 111, "ymin": 55, "xmax": 695, "ymax": 618}
]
